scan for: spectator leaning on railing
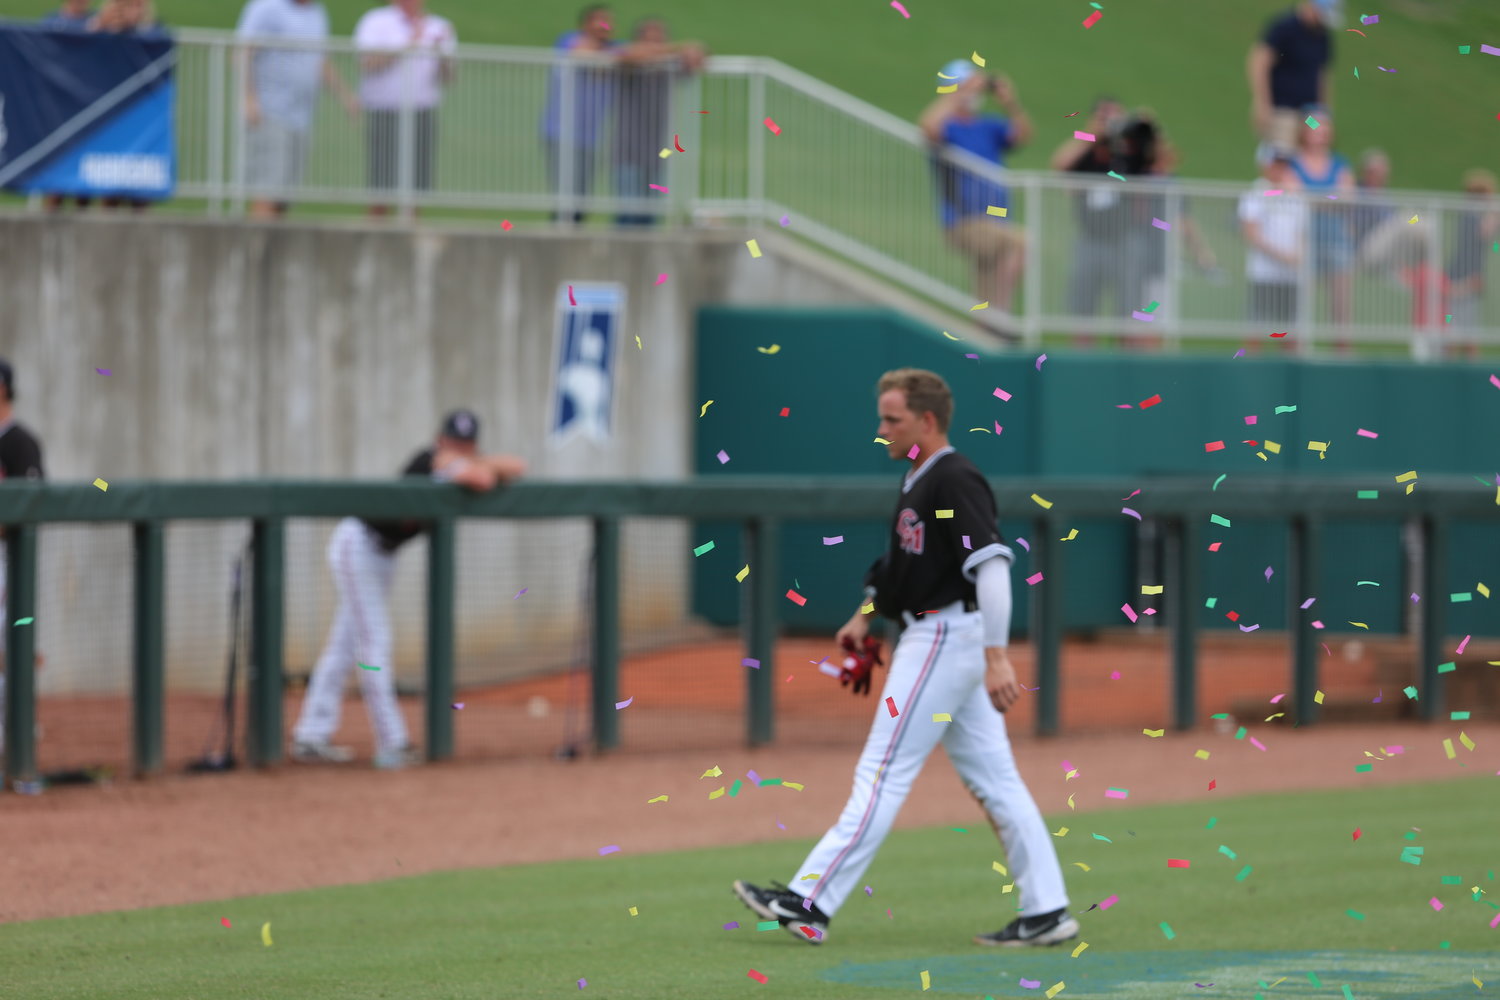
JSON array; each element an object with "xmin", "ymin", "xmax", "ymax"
[
  {"xmin": 354, "ymin": 0, "xmax": 456, "ymax": 217},
  {"xmin": 236, "ymin": 0, "xmax": 358, "ymax": 220},
  {"xmin": 611, "ymin": 17, "xmax": 705, "ymax": 227},
  {"xmin": 1445, "ymin": 169, "xmax": 1499, "ymax": 342},
  {"xmin": 1290, "ymin": 106, "xmax": 1354, "ymax": 343},
  {"xmin": 919, "ymin": 59, "xmax": 1032, "ymax": 322},
  {"xmin": 1238, "ymin": 146, "xmax": 1307, "ymax": 330}
]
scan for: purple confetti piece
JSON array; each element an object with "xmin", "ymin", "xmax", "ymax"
[
  {"xmin": 1360, "ymin": 13, "xmax": 1378, "ymax": 23},
  {"xmin": 1151, "ymin": 217, "xmax": 1171, "ymax": 231},
  {"xmin": 1377, "ymin": 65, "xmax": 1396, "ymax": 72},
  {"xmin": 598, "ymin": 845, "xmax": 621, "ymax": 856},
  {"xmin": 1194, "ymin": 985, "xmax": 1215, "ymax": 989},
  {"xmin": 96, "ymin": 368, "xmax": 112, "ymax": 375},
  {"xmin": 1373, "ymin": 689, "xmax": 1382, "ymax": 704},
  {"xmin": 1480, "ymin": 44, "xmax": 1500, "ymax": 56},
  {"xmin": 962, "ymin": 534, "xmax": 972, "ymax": 549},
  {"xmin": 716, "ymin": 449, "xmax": 730, "ymax": 464},
  {"xmin": 1410, "ymin": 592, "xmax": 1420, "ymax": 603},
  {"xmin": 1015, "ymin": 537, "xmax": 1030, "ymax": 552},
  {"xmin": 747, "ymin": 770, "xmax": 761, "ymax": 785},
  {"xmin": 778, "ymin": 215, "xmax": 790, "ymax": 226},
  {"xmin": 742, "ymin": 658, "xmax": 760, "ymax": 669},
  {"xmin": 1020, "ymin": 979, "xmax": 1042, "ymax": 989},
  {"xmin": 577, "ymin": 978, "xmax": 587, "ymax": 990},
  {"xmin": 1121, "ymin": 507, "xmax": 1142, "ymax": 520},
  {"xmin": 514, "ymin": 588, "xmax": 527, "ymax": 599},
  {"xmin": 865, "ymin": 885, "xmax": 873, "ymax": 895},
  {"xmin": 1239, "ymin": 623, "xmax": 1260, "ymax": 632},
  {"xmin": 1131, "ymin": 310, "xmax": 1155, "ymax": 322},
  {"xmin": 1035, "ymin": 353, "xmax": 1048, "ymax": 371},
  {"xmin": 451, "ymin": 701, "xmax": 465, "ymax": 710},
  {"xmin": 775, "ymin": 819, "xmax": 785, "ymax": 830},
  {"xmin": 723, "ymin": 921, "xmax": 740, "ymax": 930},
  {"xmin": 1300, "ymin": 597, "xmax": 1316, "ymax": 609},
  {"xmin": 1264, "ymin": 566, "xmax": 1274, "ymax": 581},
  {"xmin": 1233, "ymin": 348, "xmax": 1246, "ymax": 358},
  {"xmin": 615, "ymin": 696, "xmax": 633, "ymax": 710},
  {"xmin": 823, "ymin": 535, "xmax": 843, "ymax": 545}
]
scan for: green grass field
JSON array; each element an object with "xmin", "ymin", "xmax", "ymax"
[{"xmin": 2, "ymin": 777, "xmax": 1494, "ymax": 998}]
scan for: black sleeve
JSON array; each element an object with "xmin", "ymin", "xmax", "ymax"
[
  {"xmin": 938, "ymin": 465, "xmax": 1010, "ymax": 581},
  {"xmin": 1, "ymin": 429, "xmax": 44, "ymax": 481},
  {"xmin": 401, "ymin": 449, "xmax": 435, "ymax": 477}
]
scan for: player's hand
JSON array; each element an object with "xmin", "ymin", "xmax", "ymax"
[
  {"xmin": 984, "ymin": 647, "xmax": 1022, "ymax": 713},
  {"xmin": 839, "ymin": 636, "xmax": 882, "ymax": 696},
  {"xmin": 990, "ymin": 73, "xmax": 1015, "ymax": 105},
  {"xmin": 834, "ymin": 613, "xmax": 869, "ymax": 652}
]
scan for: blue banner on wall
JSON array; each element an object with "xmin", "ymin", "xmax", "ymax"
[{"xmin": 0, "ymin": 23, "xmax": 176, "ymax": 199}]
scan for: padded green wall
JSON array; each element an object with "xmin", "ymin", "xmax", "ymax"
[{"xmin": 693, "ymin": 307, "xmax": 1498, "ymax": 639}]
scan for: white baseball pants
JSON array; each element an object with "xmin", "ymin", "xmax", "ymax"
[
  {"xmin": 292, "ymin": 518, "xmax": 409, "ymax": 753},
  {"xmin": 793, "ymin": 605, "xmax": 1069, "ymax": 918}
]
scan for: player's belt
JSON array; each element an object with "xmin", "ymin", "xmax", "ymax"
[{"xmin": 900, "ymin": 598, "xmax": 979, "ymax": 627}]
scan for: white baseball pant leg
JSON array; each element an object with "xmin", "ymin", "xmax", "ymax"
[
  {"xmin": 792, "ymin": 608, "xmax": 1068, "ymax": 919},
  {"xmin": 291, "ymin": 518, "xmax": 408, "ymax": 752},
  {"xmin": 1, "ymin": 542, "xmax": 7, "ymax": 748}
]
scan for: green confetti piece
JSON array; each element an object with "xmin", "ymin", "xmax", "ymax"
[
  {"xmin": 1342, "ymin": 985, "xmax": 1355, "ymax": 1000},
  {"xmin": 1235, "ymin": 865, "xmax": 1253, "ymax": 882},
  {"xmin": 1353, "ymin": 66, "xmax": 1359, "ymax": 78},
  {"xmin": 1356, "ymin": 490, "xmax": 1379, "ymax": 500},
  {"xmin": 728, "ymin": 779, "xmax": 743, "ymax": 797},
  {"xmin": 1450, "ymin": 592, "xmax": 1473, "ymax": 602},
  {"xmin": 1308, "ymin": 972, "xmax": 1323, "ymax": 988},
  {"xmin": 1211, "ymin": 474, "xmax": 1227, "ymax": 491},
  {"xmin": 760, "ymin": 778, "xmax": 783, "ymax": 786},
  {"xmin": 1204, "ymin": 597, "xmax": 1219, "ymax": 609},
  {"xmin": 1354, "ymin": 763, "xmax": 1373, "ymax": 773},
  {"xmin": 757, "ymin": 920, "xmax": 779, "ymax": 931},
  {"xmin": 1210, "ymin": 514, "xmax": 1232, "ymax": 527},
  {"xmin": 1403, "ymin": 686, "xmax": 1419, "ymax": 700},
  {"xmin": 1400, "ymin": 853, "xmax": 1422, "ymax": 866},
  {"xmin": 1093, "ymin": 833, "xmax": 1113, "ymax": 842},
  {"xmin": 1346, "ymin": 909, "xmax": 1365, "ymax": 920},
  {"xmin": 1305, "ymin": 115, "xmax": 1320, "ymax": 129},
  {"xmin": 1451, "ymin": 711, "xmax": 1471, "ymax": 721},
  {"xmin": 1218, "ymin": 845, "xmax": 1238, "ymax": 859},
  {"xmin": 1274, "ymin": 405, "xmax": 1297, "ymax": 414},
  {"xmin": 1210, "ymin": 713, "xmax": 1229, "ymax": 720},
  {"xmin": 358, "ymin": 663, "xmax": 380, "ymax": 671},
  {"xmin": 1441, "ymin": 876, "xmax": 1463, "ymax": 885},
  {"xmin": 13, "ymin": 617, "xmax": 33, "ymax": 626},
  {"xmin": 1436, "ymin": 662, "xmax": 1456, "ymax": 674},
  {"xmin": 951, "ymin": 827, "xmax": 969, "ymax": 833},
  {"xmin": 1160, "ymin": 921, "xmax": 1176, "ymax": 940},
  {"xmin": 692, "ymin": 541, "xmax": 716, "ymax": 557},
  {"xmin": 1205, "ymin": 817, "xmax": 1218, "ymax": 829},
  {"xmin": 1440, "ymin": 941, "xmax": 1451, "ymax": 949},
  {"xmin": 1144, "ymin": 300, "xmax": 1160, "ymax": 313},
  {"xmin": 1234, "ymin": 726, "xmax": 1247, "ymax": 740},
  {"xmin": 1459, "ymin": 44, "xmax": 1471, "ymax": 54},
  {"xmin": 1355, "ymin": 580, "xmax": 1381, "ymax": 586}
]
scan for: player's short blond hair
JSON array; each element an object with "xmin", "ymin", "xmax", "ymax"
[{"xmin": 877, "ymin": 368, "xmax": 953, "ymax": 434}]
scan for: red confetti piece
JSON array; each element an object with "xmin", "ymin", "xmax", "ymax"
[
  {"xmin": 747, "ymin": 969, "xmax": 769, "ymax": 984},
  {"xmin": 221, "ymin": 917, "xmax": 232, "ymax": 928},
  {"xmin": 673, "ymin": 134, "xmax": 685, "ymax": 152},
  {"xmin": 1226, "ymin": 611, "xmax": 1240, "ymax": 621},
  {"xmin": 1209, "ymin": 779, "xmax": 1217, "ymax": 790},
  {"xmin": 1167, "ymin": 859, "xmax": 1191, "ymax": 868},
  {"xmin": 763, "ymin": 117, "xmax": 781, "ymax": 135},
  {"xmin": 1205, "ymin": 441, "xmax": 1225, "ymax": 452},
  {"xmin": 1140, "ymin": 394, "xmax": 1162, "ymax": 408},
  {"xmin": 1269, "ymin": 331, "xmax": 1288, "ymax": 338},
  {"xmin": 886, "ymin": 696, "xmax": 899, "ymax": 717},
  {"xmin": 779, "ymin": 407, "xmax": 790, "ymax": 416},
  {"xmin": 1352, "ymin": 828, "xmax": 1362, "ymax": 841},
  {"xmin": 1083, "ymin": 9, "xmax": 1102, "ymax": 27},
  {"xmin": 786, "ymin": 589, "xmax": 807, "ymax": 606},
  {"xmin": 500, "ymin": 220, "xmax": 513, "ymax": 231}
]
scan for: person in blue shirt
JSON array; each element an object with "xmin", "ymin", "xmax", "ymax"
[
  {"xmin": 40, "ymin": 0, "xmax": 96, "ymax": 28},
  {"xmin": 919, "ymin": 60, "xmax": 1032, "ymax": 318}
]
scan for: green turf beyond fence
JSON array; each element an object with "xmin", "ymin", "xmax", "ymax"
[{"xmin": 0, "ymin": 778, "xmax": 1494, "ymax": 998}]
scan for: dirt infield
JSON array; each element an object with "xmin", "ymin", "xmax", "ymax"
[{"xmin": 3, "ymin": 631, "xmax": 1495, "ymax": 924}]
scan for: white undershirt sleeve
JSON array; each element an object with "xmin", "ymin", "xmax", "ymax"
[{"xmin": 975, "ymin": 554, "xmax": 1014, "ymax": 648}]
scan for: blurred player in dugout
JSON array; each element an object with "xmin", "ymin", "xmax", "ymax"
[
  {"xmin": 289, "ymin": 409, "xmax": 524, "ymax": 769},
  {"xmin": 0, "ymin": 360, "xmax": 46, "ymax": 756}
]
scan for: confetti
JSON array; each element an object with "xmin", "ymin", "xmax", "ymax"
[
  {"xmin": 1046, "ymin": 983, "xmax": 1066, "ymax": 999},
  {"xmin": 655, "ymin": 273, "xmax": 668, "ymax": 285},
  {"xmin": 1121, "ymin": 507, "xmax": 1141, "ymax": 520},
  {"xmin": 96, "ymin": 368, "xmax": 112, "ymax": 375},
  {"xmin": 756, "ymin": 343, "xmax": 779, "ymax": 354},
  {"xmin": 1026, "ymin": 572, "xmax": 1045, "ymax": 585},
  {"xmin": 932, "ymin": 713, "xmax": 952, "ymax": 722},
  {"xmin": 647, "ymin": 794, "xmax": 668, "ymax": 803},
  {"xmin": 1021, "ymin": 980, "xmax": 1042, "ymax": 990},
  {"xmin": 1205, "ymin": 441, "xmax": 1225, "ymax": 452},
  {"xmin": 970, "ymin": 301, "xmax": 989, "ymax": 311},
  {"xmin": 986, "ymin": 205, "xmax": 1008, "ymax": 217},
  {"xmin": 886, "ymin": 697, "xmax": 899, "ymax": 717},
  {"xmin": 778, "ymin": 214, "xmax": 789, "ymax": 226},
  {"xmin": 747, "ymin": 969, "xmax": 768, "ymax": 984},
  {"xmin": 1073, "ymin": 130, "xmax": 1097, "ymax": 141},
  {"xmin": 568, "ymin": 285, "xmax": 577, "ymax": 306},
  {"xmin": 716, "ymin": 449, "xmax": 730, "ymax": 465},
  {"xmin": 921, "ymin": 970, "xmax": 931, "ymax": 990},
  {"xmin": 1361, "ymin": 13, "xmax": 1379, "ymax": 23},
  {"xmin": 358, "ymin": 663, "xmax": 380, "ymax": 671},
  {"xmin": 1160, "ymin": 922, "xmax": 1176, "ymax": 940},
  {"xmin": 693, "ymin": 541, "xmax": 715, "ymax": 556},
  {"xmin": 221, "ymin": 917, "xmax": 231, "ymax": 928},
  {"xmin": 723, "ymin": 921, "xmax": 740, "ymax": 930},
  {"xmin": 889, "ymin": 0, "xmax": 910, "ymax": 17},
  {"xmin": 1167, "ymin": 858, "xmax": 1190, "ymax": 868},
  {"xmin": 1035, "ymin": 353, "xmax": 1048, "ymax": 370},
  {"xmin": 648, "ymin": 184, "xmax": 668, "ymax": 193},
  {"xmin": 93, "ymin": 478, "xmax": 108, "ymax": 491},
  {"xmin": 698, "ymin": 400, "xmax": 713, "ymax": 417},
  {"xmin": 13, "ymin": 617, "xmax": 33, "ymax": 626},
  {"xmin": 1083, "ymin": 9, "xmax": 1102, "ymax": 27},
  {"xmin": 737, "ymin": 566, "xmax": 750, "ymax": 583},
  {"xmin": 763, "ymin": 117, "xmax": 781, "ymax": 135},
  {"xmin": 615, "ymin": 697, "xmax": 633, "ymax": 710},
  {"xmin": 1306, "ymin": 116, "xmax": 1320, "ymax": 129},
  {"xmin": 1031, "ymin": 493, "xmax": 1053, "ymax": 509},
  {"xmin": 261, "ymin": 922, "xmax": 273, "ymax": 947},
  {"xmin": 500, "ymin": 220, "xmax": 512, "ymax": 231},
  {"xmin": 674, "ymin": 134, "xmax": 684, "ymax": 152},
  {"xmin": 746, "ymin": 239, "xmax": 762, "ymax": 258},
  {"xmin": 1132, "ymin": 310, "xmax": 1155, "ymax": 322},
  {"xmin": 1140, "ymin": 394, "xmax": 1162, "ymax": 408}
]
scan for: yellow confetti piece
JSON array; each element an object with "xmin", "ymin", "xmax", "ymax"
[
  {"xmin": 1474, "ymin": 974, "xmax": 1483, "ymax": 989},
  {"xmin": 736, "ymin": 565, "xmax": 749, "ymax": 583},
  {"xmin": 708, "ymin": 786, "xmax": 726, "ymax": 799},
  {"xmin": 971, "ymin": 51, "xmax": 986, "ymax": 67},
  {"xmin": 1314, "ymin": 690, "xmax": 1325, "ymax": 704},
  {"xmin": 921, "ymin": 970, "xmax": 932, "ymax": 991},
  {"xmin": 1067, "ymin": 793, "xmax": 1075, "ymax": 810},
  {"xmin": 647, "ymin": 795, "xmax": 668, "ymax": 803},
  {"xmin": 756, "ymin": 343, "xmax": 780, "ymax": 354},
  {"xmin": 1263, "ymin": 440, "xmax": 1281, "ymax": 454},
  {"xmin": 1349, "ymin": 621, "xmax": 1370, "ymax": 629},
  {"xmin": 699, "ymin": 400, "xmax": 714, "ymax": 417},
  {"xmin": 93, "ymin": 478, "xmax": 108, "ymax": 491},
  {"xmin": 992, "ymin": 861, "xmax": 1009, "ymax": 876},
  {"xmin": 1395, "ymin": 470, "xmax": 1419, "ymax": 483},
  {"xmin": 940, "ymin": 330, "xmax": 963, "ymax": 341},
  {"xmin": 784, "ymin": 781, "xmax": 804, "ymax": 791},
  {"xmin": 1460, "ymin": 731, "xmax": 1476, "ymax": 751},
  {"xmin": 1072, "ymin": 862, "xmax": 1091, "ymax": 872},
  {"xmin": 261, "ymin": 922, "xmax": 273, "ymax": 947},
  {"xmin": 799, "ymin": 873, "xmax": 821, "ymax": 880},
  {"xmin": 970, "ymin": 301, "xmax": 989, "ymax": 311},
  {"xmin": 659, "ymin": 148, "xmax": 673, "ymax": 159},
  {"xmin": 1059, "ymin": 528, "xmax": 1079, "ymax": 541},
  {"xmin": 1409, "ymin": 214, "xmax": 1419, "ymax": 224},
  {"xmin": 1031, "ymin": 493, "xmax": 1054, "ymax": 509},
  {"xmin": 932, "ymin": 713, "xmax": 952, "ymax": 722},
  {"xmin": 1265, "ymin": 713, "xmax": 1285, "ymax": 721},
  {"xmin": 1071, "ymin": 941, "xmax": 1089, "ymax": 958},
  {"xmin": 1046, "ymin": 982, "xmax": 1066, "ymax": 1000},
  {"xmin": 1307, "ymin": 440, "xmax": 1329, "ymax": 453},
  {"xmin": 1064, "ymin": 769, "xmax": 1078, "ymax": 781},
  {"xmin": 1053, "ymin": 826, "xmax": 1070, "ymax": 837},
  {"xmin": 1256, "ymin": 452, "xmax": 1268, "ymax": 461},
  {"xmin": 1141, "ymin": 585, "xmax": 1164, "ymax": 595},
  {"xmin": 1478, "ymin": 582, "xmax": 1491, "ymax": 598},
  {"xmin": 635, "ymin": 335, "xmax": 642, "ymax": 350},
  {"xmin": 1143, "ymin": 728, "xmax": 1165, "ymax": 738},
  {"xmin": 1001, "ymin": 882, "xmax": 1014, "ymax": 893},
  {"xmin": 986, "ymin": 205, "xmax": 1008, "ymax": 217},
  {"xmin": 860, "ymin": 602, "xmax": 876, "ymax": 615},
  {"xmin": 935, "ymin": 509, "xmax": 955, "ymax": 519},
  {"xmin": 629, "ymin": 906, "xmax": 639, "ymax": 916},
  {"xmin": 874, "ymin": 436, "xmax": 892, "ymax": 445},
  {"xmin": 746, "ymin": 238, "xmax": 762, "ymax": 258},
  {"xmin": 1194, "ymin": 749, "xmax": 1211, "ymax": 760},
  {"xmin": 1443, "ymin": 739, "xmax": 1456, "ymax": 760},
  {"xmin": 701, "ymin": 765, "xmax": 722, "ymax": 778},
  {"xmin": 936, "ymin": 84, "xmax": 958, "ymax": 94},
  {"xmin": 968, "ymin": 427, "xmax": 992, "ymax": 434}
]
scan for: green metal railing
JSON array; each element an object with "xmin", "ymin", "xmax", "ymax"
[{"xmin": 2, "ymin": 477, "xmax": 1492, "ymax": 785}]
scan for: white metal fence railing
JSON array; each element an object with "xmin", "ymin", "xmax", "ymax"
[{"xmin": 73, "ymin": 30, "xmax": 1500, "ymax": 353}]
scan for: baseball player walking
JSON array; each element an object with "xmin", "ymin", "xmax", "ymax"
[
  {"xmin": 734, "ymin": 369, "xmax": 1076, "ymax": 947},
  {"xmin": 290, "ymin": 409, "xmax": 525, "ymax": 769},
  {"xmin": 0, "ymin": 360, "xmax": 46, "ymax": 755}
]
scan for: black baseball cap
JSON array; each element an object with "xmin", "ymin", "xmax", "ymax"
[
  {"xmin": 0, "ymin": 359, "xmax": 13, "ymax": 400},
  {"xmin": 440, "ymin": 408, "xmax": 480, "ymax": 442}
]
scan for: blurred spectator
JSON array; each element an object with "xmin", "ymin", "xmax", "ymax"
[
  {"xmin": 1133, "ymin": 133, "xmax": 1221, "ymax": 345},
  {"xmin": 40, "ymin": 0, "xmax": 95, "ymax": 28},
  {"xmin": 1445, "ymin": 168, "xmax": 1499, "ymax": 344},
  {"xmin": 1402, "ymin": 235, "xmax": 1450, "ymax": 361},
  {"xmin": 0, "ymin": 359, "xmax": 47, "ymax": 756},
  {"xmin": 237, "ymin": 0, "xmax": 358, "ymax": 220},
  {"xmin": 1247, "ymin": 0, "xmax": 1337, "ymax": 149},
  {"xmin": 1290, "ymin": 107, "xmax": 1354, "ymax": 339},
  {"xmin": 1238, "ymin": 146, "xmax": 1306, "ymax": 326},
  {"xmin": 919, "ymin": 59, "xmax": 1032, "ymax": 320},
  {"xmin": 611, "ymin": 17, "xmax": 705, "ymax": 227},
  {"xmin": 88, "ymin": 0, "xmax": 161, "ymax": 35},
  {"xmin": 354, "ymin": 0, "xmax": 456, "ymax": 218},
  {"xmin": 1351, "ymin": 148, "xmax": 1396, "ymax": 252}
]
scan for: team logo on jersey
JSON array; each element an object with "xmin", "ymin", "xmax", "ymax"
[{"xmin": 897, "ymin": 508, "xmax": 925, "ymax": 555}]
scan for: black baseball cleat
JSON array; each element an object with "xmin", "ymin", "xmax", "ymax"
[
  {"xmin": 732, "ymin": 879, "xmax": 831, "ymax": 944},
  {"xmin": 974, "ymin": 907, "xmax": 1080, "ymax": 947}
]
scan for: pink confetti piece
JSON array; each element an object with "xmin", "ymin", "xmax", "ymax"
[
  {"xmin": 889, "ymin": 0, "xmax": 910, "ymax": 17},
  {"xmin": 1151, "ymin": 217, "xmax": 1171, "ymax": 231},
  {"xmin": 1456, "ymin": 635, "xmax": 1471, "ymax": 654},
  {"xmin": 1263, "ymin": 189, "xmax": 1283, "ymax": 196},
  {"xmin": 1110, "ymin": 670, "xmax": 1121, "ymax": 679},
  {"xmin": 1121, "ymin": 603, "xmax": 1139, "ymax": 623},
  {"xmin": 1311, "ymin": 620, "xmax": 1325, "ymax": 629},
  {"xmin": 598, "ymin": 845, "xmax": 621, "ymax": 856},
  {"xmin": 96, "ymin": 368, "xmax": 112, "ymax": 375},
  {"xmin": 1099, "ymin": 894, "xmax": 1119, "ymax": 910},
  {"xmin": 907, "ymin": 444, "xmax": 920, "ymax": 459},
  {"xmin": 648, "ymin": 184, "xmax": 669, "ymax": 193},
  {"xmin": 568, "ymin": 285, "xmax": 576, "ymax": 307},
  {"xmin": 716, "ymin": 449, "xmax": 730, "ymax": 464},
  {"xmin": 1082, "ymin": 9, "xmax": 1102, "ymax": 27},
  {"xmin": 743, "ymin": 658, "xmax": 760, "ymax": 669},
  {"xmin": 1131, "ymin": 310, "xmax": 1155, "ymax": 322},
  {"xmin": 1430, "ymin": 897, "xmax": 1444, "ymax": 911},
  {"xmin": 1020, "ymin": 980, "xmax": 1042, "ymax": 990},
  {"xmin": 1122, "ymin": 489, "xmax": 1140, "ymax": 500},
  {"xmin": 1143, "ymin": 608, "xmax": 1156, "ymax": 616},
  {"xmin": 1105, "ymin": 788, "xmax": 1130, "ymax": 799},
  {"xmin": 1356, "ymin": 428, "xmax": 1377, "ymax": 438},
  {"xmin": 1271, "ymin": 692, "xmax": 1286, "ymax": 704},
  {"xmin": 1073, "ymin": 130, "xmax": 1097, "ymax": 141},
  {"xmin": 1035, "ymin": 353, "xmax": 1048, "ymax": 371},
  {"xmin": 994, "ymin": 421, "xmax": 1003, "ymax": 435},
  {"xmin": 778, "ymin": 215, "xmax": 789, "ymax": 226},
  {"xmin": 1490, "ymin": 374, "xmax": 1500, "ymax": 390},
  {"xmin": 654, "ymin": 273, "xmax": 668, "ymax": 285},
  {"xmin": 1249, "ymin": 736, "xmax": 1267, "ymax": 751},
  {"xmin": 1115, "ymin": 403, "xmax": 1134, "ymax": 409},
  {"xmin": 1026, "ymin": 572, "xmax": 1044, "ymax": 586},
  {"xmin": 221, "ymin": 917, "xmax": 232, "ymax": 928},
  {"xmin": 615, "ymin": 696, "xmax": 633, "ymax": 710},
  {"xmin": 993, "ymin": 386, "xmax": 1012, "ymax": 401},
  {"xmin": 514, "ymin": 588, "xmax": 528, "ymax": 599},
  {"xmin": 1245, "ymin": 415, "xmax": 1258, "ymax": 425},
  {"xmin": 823, "ymin": 536, "xmax": 843, "ymax": 545},
  {"xmin": 763, "ymin": 117, "xmax": 781, "ymax": 135}
]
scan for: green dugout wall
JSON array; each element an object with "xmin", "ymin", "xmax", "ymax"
[{"xmin": 692, "ymin": 307, "xmax": 1498, "ymax": 637}]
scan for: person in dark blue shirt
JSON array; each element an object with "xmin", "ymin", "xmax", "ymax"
[
  {"xmin": 1247, "ymin": 0, "xmax": 1337, "ymax": 151},
  {"xmin": 919, "ymin": 59, "xmax": 1032, "ymax": 320}
]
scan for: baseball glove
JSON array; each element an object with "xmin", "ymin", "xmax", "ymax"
[{"xmin": 839, "ymin": 636, "xmax": 883, "ymax": 696}]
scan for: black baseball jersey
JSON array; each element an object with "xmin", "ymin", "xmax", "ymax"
[
  {"xmin": 363, "ymin": 448, "xmax": 437, "ymax": 552},
  {"xmin": 0, "ymin": 421, "xmax": 45, "ymax": 482},
  {"xmin": 864, "ymin": 448, "xmax": 1011, "ymax": 619}
]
